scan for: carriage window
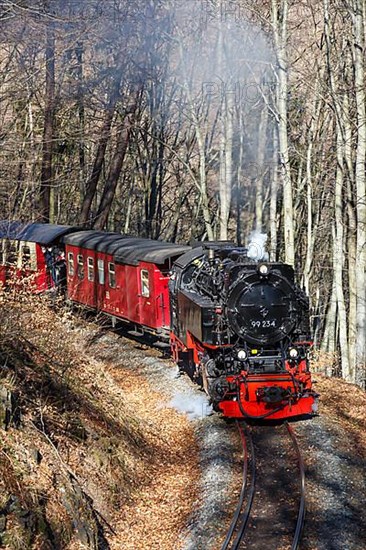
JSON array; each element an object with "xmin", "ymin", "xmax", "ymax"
[
  {"xmin": 68, "ymin": 252, "xmax": 74, "ymax": 276},
  {"xmin": 21, "ymin": 246, "xmax": 31, "ymax": 268},
  {"xmin": 141, "ymin": 269, "xmax": 150, "ymax": 298},
  {"xmin": 108, "ymin": 262, "xmax": 116, "ymax": 288},
  {"xmin": 98, "ymin": 259, "xmax": 105, "ymax": 285},
  {"xmin": 77, "ymin": 255, "xmax": 84, "ymax": 279},
  {"xmin": 87, "ymin": 257, "xmax": 94, "ymax": 282},
  {"xmin": 7, "ymin": 241, "xmax": 18, "ymax": 266}
]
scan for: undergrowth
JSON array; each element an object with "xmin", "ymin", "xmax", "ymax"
[{"xmin": 0, "ymin": 285, "xmax": 158, "ymax": 549}]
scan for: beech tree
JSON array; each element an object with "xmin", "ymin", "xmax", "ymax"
[
  {"xmin": 79, "ymin": 67, "xmax": 124, "ymax": 226},
  {"xmin": 39, "ymin": 12, "xmax": 55, "ymax": 223},
  {"xmin": 271, "ymin": 0, "xmax": 294, "ymax": 267},
  {"xmin": 351, "ymin": 0, "xmax": 366, "ymax": 383}
]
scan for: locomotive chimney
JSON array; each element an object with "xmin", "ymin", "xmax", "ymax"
[{"xmin": 208, "ymin": 248, "xmax": 215, "ymax": 263}]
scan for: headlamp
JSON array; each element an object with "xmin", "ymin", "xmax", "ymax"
[
  {"xmin": 289, "ymin": 348, "xmax": 299, "ymax": 358},
  {"xmin": 258, "ymin": 264, "xmax": 269, "ymax": 276},
  {"xmin": 237, "ymin": 349, "xmax": 247, "ymax": 361}
]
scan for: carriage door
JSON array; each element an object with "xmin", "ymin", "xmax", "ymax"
[{"xmin": 139, "ymin": 267, "xmax": 155, "ymax": 328}]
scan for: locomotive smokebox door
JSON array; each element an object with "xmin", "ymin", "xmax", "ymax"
[{"xmin": 227, "ymin": 264, "xmax": 301, "ymax": 345}]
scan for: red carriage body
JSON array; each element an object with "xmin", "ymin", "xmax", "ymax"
[{"xmin": 62, "ymin": 231, "xmax": 190, "ymax": 337}]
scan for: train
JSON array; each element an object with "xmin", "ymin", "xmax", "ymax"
[{"xmin": 0, "ymin": 220, "xmax": 318, "ymax": 421}]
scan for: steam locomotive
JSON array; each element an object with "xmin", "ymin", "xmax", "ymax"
[
  {"xmin": 170, "ymin": 242, "xmax": 317, "ymax": 420},
  {"xmin": 0, "ymin": 221, "xmax": 317, "ymax": 420}
]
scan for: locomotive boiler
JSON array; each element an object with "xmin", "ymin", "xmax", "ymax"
[{"xmin": 169, "ymin": 242, "xmax": 317, "ymax": 420}]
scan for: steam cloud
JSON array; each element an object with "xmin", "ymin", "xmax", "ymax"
[
  {"xmin": 169, "ymin": 391, "xmax": 213, "ymax": 420},
  {"xmin": 247, "ymin": 231, "xmax": 269, "ymax": 261}
]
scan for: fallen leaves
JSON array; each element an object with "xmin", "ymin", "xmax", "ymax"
[{"xmin": 0, "ymin": 290, "xmax": 200, "ymax": 549}]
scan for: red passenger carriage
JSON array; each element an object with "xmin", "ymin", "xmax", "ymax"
[{"xmin": 62, "ymin": 231, "xmax": 190, "ymax": 337}]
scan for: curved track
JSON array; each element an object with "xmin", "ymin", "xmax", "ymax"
[
  {"xmin": 221, "ymin": 422, "xmax": 306, "ymax": 550},
  {"xmin": 220, "ymin": 422, "xmax": 255, "ymax": 550},
  {"xmin": 285, "ymin": 421, "xmax": 306, "ymax": 550}
]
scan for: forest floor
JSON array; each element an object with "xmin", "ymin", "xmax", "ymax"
[
  {"xmin": 296, "ymin": 373, "xmax": 366, "ymax": 550},
  {"xmin": 0, "ymin": 289, "xmax": 365, "ymax": 549},
  {"xmin": 0, "ymin": 291, "xmax": 203, "ymax": 549}
]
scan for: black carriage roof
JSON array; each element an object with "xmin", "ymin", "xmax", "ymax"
[
  {"xmin": 62, "ymin": 230, "xmax": 191, "ymax": 266},
  {"xmin": 0, "ymin": 221, "xmax": 78, "ymax": 245}
]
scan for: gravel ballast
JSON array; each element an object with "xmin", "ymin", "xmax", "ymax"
[{"xmin": 296, "ymin": 415, "xmax": 366, "ymax": 550}]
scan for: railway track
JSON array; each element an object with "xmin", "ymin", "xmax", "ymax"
[
  {"xmin": 220, "ymin": 422, "xmax": 255, "ymax": 550},
  {"xmin": 286, "ymin": 421, "xmax": 306, "ymax": 550},
  {"xmin": 221, "ymin": 421, "xmax": 306, "ymax": 550}
]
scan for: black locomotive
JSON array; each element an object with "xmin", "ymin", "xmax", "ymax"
[{"xmin": 170, "ymin": 242, "xmax": 316, "ymax": 419}]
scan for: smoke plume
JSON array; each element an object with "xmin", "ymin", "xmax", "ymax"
[{"xmin": 247, "ymin": 231, "xmax": 269, "ymax": 261}]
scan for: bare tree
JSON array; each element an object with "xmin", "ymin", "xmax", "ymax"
[
  {"xmin": 271, "ymin": 0, "xmax": 295, "ymax": 266},
  {"xmin": 39, "ymin": 16, "xmax": 55, "ymax": 222},
  {"xmin": 93, "ymin": 99, "xmax": 138, "ymax": 230},
  {"xmin": 79, "ymin": 68, "xmax": 124, "ymax": 226},
  {"xmin": 352, "ymin": 0, "xmax": 366, "ymax": 382}
]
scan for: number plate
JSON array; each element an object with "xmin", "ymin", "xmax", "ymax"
[{"xmin": 251, "ymin": 319, "xmax": 277, "ymax": 328}]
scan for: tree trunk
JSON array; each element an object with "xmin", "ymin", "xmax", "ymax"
[
  {"xmin": 93, "ymin": 106, "xmax": 136, "ymax": 231},
  {"xmin": 236, "ymin": 113, "xmax": 245, "ymax": 246},
  {"xmin": 269, "ymin": 125, "xmax": 279, "ymax": 261},
  {"xmin": 321, "ymin": 276, "xmax": 337, "ymax": 356},
  {"xmin": 302, "ymin": 81, "xmax": 323, "ymax": 295},
  {"xmin": 79, "ymin": 69, "xmax": 123, "ymax": 226},
  {"xmin": 39, "ymin": 20, "xmax": 55, "ymax": 223},
  {"xmin": 334, "ymin": 125, "xmax": 350, "ymax": 380},
  {"xmin": 144, "ymin": 125, "xmax": 165, "ymax": 239},
  {"xmin": 347, "ymin": 178, "xmax": 358, "ymax": 378},
  {"xmin": 217, "ymin": 5, "xmax": 234, "ymax": 242},
  {"xmin": 220, "ymin": 89, "xmax": 234, "ymax": 240},
  {"xmin": 178, "ymin": 41, "xmax": 214, "ymax": 241},
  {"xmin": 343, "ymin": 92, "xmax": 357, "ymax": 379},
  {"xmin": 76, "ymin": 42, "xmax": 87, "ymax": 193},
  {"xmin": 255, "ymin": 104, "xmax": 268, "ymax": 233},
  {"xmin": 324, "ymin": 0, "xmax": 352, "ymax": 380},
  {"xmin": 352, "ymin": 0, "xmax": 366, "ymax": 384},
  {"xmin": 271, "ymin": 0, "xmax": 295, "ymax": 266}
]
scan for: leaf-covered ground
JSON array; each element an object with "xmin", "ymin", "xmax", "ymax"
[
  {"xmin": 313, "ymin": 372, "xmax": 366, "ymax": 445},
  {"xmin": 0, "ymin": 288, "xmax": 199, "ymax": 549}
]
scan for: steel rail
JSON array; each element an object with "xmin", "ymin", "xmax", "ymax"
[
  {"xmin": 221, "ymin": 421, "xmax": 256, "ymax": 550},
  {"xmin": 285, "ymin": 421, "xmax": 306, "ymax": 550}
]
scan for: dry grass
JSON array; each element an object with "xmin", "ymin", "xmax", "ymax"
[{"xmin": 0, "ymin": 286, "xmax": 200, "ymax": 549}]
